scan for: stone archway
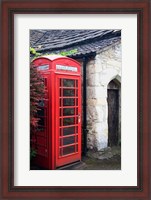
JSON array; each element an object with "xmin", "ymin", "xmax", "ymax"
[{"xmin": 107, "ymin": 79, "xmax": 121, "ymax": 146}]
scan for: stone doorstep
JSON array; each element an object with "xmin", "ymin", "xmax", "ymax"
[{"xmin": 87, "ymin": 146, "xmax": 121, "ymax": 160}]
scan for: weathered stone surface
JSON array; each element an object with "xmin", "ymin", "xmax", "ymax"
[
  {"xmin": 86, "ymin": 42, "xmax": 121, "ymax": 151},
  {"xmin": 87, "ymin": 86, "xmax": 107, "ymax": 99},
  {"xmin": 87, "ymin": 98, "xmax": 106, "ymax": 106},
  {"xmin": 87, "ymin": 73, "xmax": 100, "ymax": 86},
  {"xmin": 99, "ymin": 68, "xmax": 120, "ymax": 86}
]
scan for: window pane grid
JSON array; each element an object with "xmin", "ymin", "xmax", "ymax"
[
  {"xmin": 59, "ymin": 115, "xmax": 78, "ymax": 119},
  {"xmin": 59, "ymin": 87, "xmax": 78, "ymax": 89},
  {"xmin": 59, "ymin": 124, "xmax": 77, "ymax": 128},
  {"xmin": 58, "ymin": 78, "xmax": 79, "ymax": 157},
  {"xmin": 59, "ymin": 106, "xmax": 78, "ymax": 108},
  {"xmin": 59, "ymin": 143, "xmax": 78, "ymax": 148},
  {"xmin": 59, "ymin": 133, "xmax": 78, "ymax": 139}
]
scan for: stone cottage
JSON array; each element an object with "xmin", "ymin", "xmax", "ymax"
[{"xmin": 30, "ymin": 30, "xmax": 121, "ymax": 152}]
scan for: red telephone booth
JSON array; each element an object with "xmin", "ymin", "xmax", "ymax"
[{"xmin": 31, "ymin": 55, "xmax": 81, "ymax": 169}]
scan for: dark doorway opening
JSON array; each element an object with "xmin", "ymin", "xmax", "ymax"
[{"xmin": 107, "ymin": 79, "xmax": 120, "ymax": 147}]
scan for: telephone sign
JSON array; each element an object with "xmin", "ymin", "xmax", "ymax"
[
  {"xmin": 38, "ymin": 64, "xmax": 49, "ymax": 70},
  {"xmin": 56, "ymin": 64, "xmax": 78, "ymax": 72}
]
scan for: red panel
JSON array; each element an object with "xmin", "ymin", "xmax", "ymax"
[{"xmin": 55, "ymin": 75, "xmax": 81, "ymax": 168}]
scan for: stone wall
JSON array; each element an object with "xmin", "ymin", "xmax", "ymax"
[{"xmin": 86, "ymin": 41, "xmax": 122, "ymax": 150}]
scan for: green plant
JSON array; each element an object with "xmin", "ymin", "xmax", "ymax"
[
  {"xmin": 60, "ymin": 49, "xmax": 78, "ymax": 56},
  {"xmin": 30, "ymin": 48, "xmax": 45, "ymax": 160},
  {"xmin": 30, "ymin": 47, "xmax": 78, "ymax": 59},
  {"xmin": 30, "ymin": 47, "xmax": 41, "ymax": 58},
  {"xmin": 30, "ymin": 148, "xmax": 37, "ymax": 160}
]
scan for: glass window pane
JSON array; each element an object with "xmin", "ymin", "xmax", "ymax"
[
  {"xmin": 60, "ymin": 119, "xmax": 62, "ymax": 126},
  {"xmin": 63, "ymin": 136, "xmax": 75, "ymax": 145},
  {"xmin": 75, "ymin": 117, "xmax": 78, "ymax": 124},
  {"xmin": 63, "ymin": 79, "xmax": 75, "ymax": 87},
  {"xmin": 60, "ymin": 128, "xmax": 63, "ymax": 136},
  {"xmin": 60, "ymin": 99, "xmax": 62, "ymax": 106},
  {"xmin": 63, "ymin": 117, "xmax": 75, "ymax": 126},
  {"xmin": 76, "ymin": 144, "xmax": 78, "ymax": 152},
  {"xmin": 63, "ymin": 89, "xmax": 75, "ymax": 96},
  {"xmin": 75, "ymin": 126, "xmax": 78, "ymax": 133},
  {"xmin": 76, "ymin": 80, "xmax": 78, "ymax": 87},
  {"xmin": 63, "ymin": 108, "xmax": 75, "ymax": 116},
  {"xmin": 76, "ymin": 98, "xmax": 78, "ymax": 106},
  {"xmin": 76, "ymin": 89, "xmax": 78, "ymax": 96},
  {"xmin": 76, "ymin": 135, "xmax": 78, "ymax": 143},
  {"xmin": 59, "ymin": 148, "xmax": 62, "ymax": 156},
  {"xmin": 60, "ymin": 79, "xmax": 62, "ymax": 87},
  {"xmin": 44, "ymin": 78, "xmax": 47, "ymax": 87},
  {"xmin": 63, "ymin": 127, "xmax": 75, "ymax": 136},
  {"xmin": 63, "ymin": 145, "xmax": 75, "ymax": 155},
  {"xmin": 60, "ymin": 138, "xmax": 62, "ymax": 146},
  {"xmin": 63, "ymin": 98, "xmax": 75, "ymax": 106}
]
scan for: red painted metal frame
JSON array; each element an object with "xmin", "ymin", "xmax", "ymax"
[
  {"xmin": 55, "ymin": 75, "xmax": 81, "ymax": 167},
  {"xmin": 32, "ymin": 56, "xmax": 81, "ymax": 169}
]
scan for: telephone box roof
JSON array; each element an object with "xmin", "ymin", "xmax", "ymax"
[{"xmin": 34, "ymin": 55, "xmax": 80, "ymax": 63}]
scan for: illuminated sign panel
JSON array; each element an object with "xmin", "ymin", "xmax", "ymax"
[
  {"xmin": 38, "ymin": 64, "xmax": 49, "ymax": 70},
  {"xmin": 56, "ymin": 64, "xmax": 77, "ymax": 72}
]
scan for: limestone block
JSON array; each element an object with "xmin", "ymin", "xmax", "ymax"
[
  {"xmin": 99, "ymin": 68, "xmax": 119, "ymax": 86},
  {"xmin": 87, "ymin": 99, "xmax": 97, "ymax": 106},
  {"xmin": 87, "ymin": 87, "xmax": 95, "ymax": 98},
  {"xmin": 95, "ymin": 131, "xmax": 108, "ymax": 150},
  {"xmin": 95, "ymin": 64, "xmax": 104, "ymax": 73},
  {"xmin": 87, "ymin": 73, "xmax": 100, "ymax": 86},
  {"xmin": 87, "ymin": 86, "xmax": 107, "ymax": 99},
  {"xmin": 88, "ymin": 59, "xmax": 95, "ymax": 65},
  {"xmin": 95, "ymin": 55, "xmax": 103, "ymax": 72},
  {"xmin": 95, "ymin": 87, "xmax": 107, "ymax": 98},
  {"xmin": 85, "ymin": 41, "xmax": 121, "ymax": 150},
  {"xmin": 95, "ymin": 122, "xmax": 103, "ymax": 133},
  {"xmin": 98, "ymin": 137, "xmax": 108, "ymax": 150},
  {"xmin": 96, "ymin": 106, "xmax": 104, "ymax": 122},
  {"xmin": 87, "ymin": 125, "xmax": 95, "ymax": 134},
  {"xmin": 87, "ymin": 121, "xmax": 109, "ymax": 150},
  {"xmin": 87, "ymin": 106, "xmax": 98, "ymax": 121},
  {"xmin": 87, "ymin": 98, "xmax": 106, "ymax": 106},
  {"xmin": 106, "ymin": 60, "xmax": 121, "ymax": 69},
  {"xmin": 87, "ymin": 63, "xmax": 95, "ymax": 75},
  {"xmin": 114, "ymin": 44, "xmax": 122, "ymax": 59},
  {"xmin": 87, "ymin": 134, "xmax": 96, "ymax": 149}
]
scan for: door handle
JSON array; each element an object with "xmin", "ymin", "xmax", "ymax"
[{"xmin": 78, "ymin": 114, "xmax": 81, "ymax": 123}]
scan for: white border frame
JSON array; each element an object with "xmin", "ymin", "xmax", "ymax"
[{"xmin": 14, "ymin": 14, "xmax": 137, "ymax": 186}]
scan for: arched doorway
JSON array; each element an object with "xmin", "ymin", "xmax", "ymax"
[{"xmin": 107, "ymin": 79, "xmax": 121, "ymax": 146}]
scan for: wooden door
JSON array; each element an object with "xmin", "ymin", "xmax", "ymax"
[{"xmin": 108, "ymin": 89, "xmax": 119, "ymax": 146}]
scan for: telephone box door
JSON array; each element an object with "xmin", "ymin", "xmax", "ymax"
[{"xmin": 56, "ymin": 75, "xmax": 81, "ymax": 167}]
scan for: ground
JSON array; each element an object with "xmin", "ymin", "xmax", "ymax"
[
  {"xmin": 31, "ymin": 146, "xmax": 121, "ymax": 170},
  {"xmin": 59, "ymin": 146, "xmax": 121, "ymax": 170}
]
